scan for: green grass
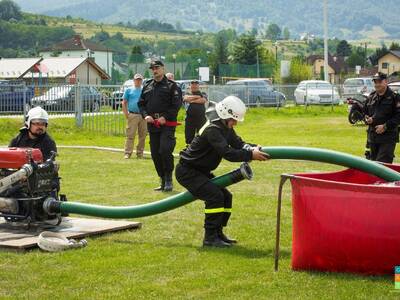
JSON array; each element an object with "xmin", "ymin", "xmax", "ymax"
[{"xmin": 0, "ymin": 107, "xmax": 399, "ymax": 299}]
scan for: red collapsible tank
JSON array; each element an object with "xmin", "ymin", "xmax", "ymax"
[{"xmin": 290, "ymin": 164, "xmax": 400, "ymax": 275}]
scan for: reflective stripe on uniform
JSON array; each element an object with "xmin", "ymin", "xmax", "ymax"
[
  {"xmin": 199, "ymin": 120, "xmax": 210, "ymax": 135},
  {"xmin": 204, "ymin": 207, "xmax": 224, "ymax": 214},
  {"xmin": 224, "ymin": 208, "xmax": 232, "ymax": 213}
]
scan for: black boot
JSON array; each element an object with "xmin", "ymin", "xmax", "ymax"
[
  {"xmin": 163, "ymin": 173, "xmax": 173, "ymax": 192},
  {"xmin": 203, "ymin": 228, "xmax": 231, "ymax": 248},
  {"xmin": 218, "ymin": 227, "xmax": 237, "ymax": 244},
  {"xmin": 154, "ymin": 177, "xmax": 165, "ymax": 191}
]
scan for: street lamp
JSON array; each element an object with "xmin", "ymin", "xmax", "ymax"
[
  {"xmin": 274, "ymin": 41, "xmax": 279, "ymax": 70},
  {"xmin": 323, "ymin": 0, "xmax": 329, "ymax": 82},
  {"xmin": 172, "ymin": 53, "xmax": 177, "ymax": 75},
  {"xmin": 197, "ymin": 58, "xmax": 202, "ymax": 80},
  {"xmin": 86, "ymin": 48, "xmax": 91, "ymax": 84}
]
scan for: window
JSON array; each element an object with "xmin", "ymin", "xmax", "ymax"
[{"xmin": 382, "ymin": 62, "xmax": 389, "ymax": 69}]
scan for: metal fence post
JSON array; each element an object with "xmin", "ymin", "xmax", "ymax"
[
  {"xmin": 75, "ymin": 84, "xmax": 83, "ymax": 127},
  {"xmin": 305, "ymin": 84, "xmax": 308, "ymax": 111},
  {"xmin": 22, "ymin": 82, "xmax": 27, "ymax": 118}
]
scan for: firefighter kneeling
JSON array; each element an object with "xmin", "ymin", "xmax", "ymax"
[{"xmin": 176, "ymin": 96, "xmax": 269, "ymax": 247}]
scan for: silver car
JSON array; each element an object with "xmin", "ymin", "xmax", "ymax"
[
  {"xmin": 343, "ymin": 77, "xmax": 374, "ymax": 98},
  {"xmin": 294, "ymin": 80, "xmax": 340, "ymax": 105}
]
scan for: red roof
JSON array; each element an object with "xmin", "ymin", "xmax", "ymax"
[{"xmin": 41, "ymin": 35, "xmax": 109, "ymax": 52}]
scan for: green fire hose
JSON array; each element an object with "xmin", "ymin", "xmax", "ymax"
[
  {"xmin": 44, "ymin": 163, "xmax": 253, "ymax": 218},
  {"xmin": 44, "ymin": 147, "xmax": 400, "ymax": 219},
  {"xmin": 260, "ymin": 146, "xmax": 400, "ymax": 182}
]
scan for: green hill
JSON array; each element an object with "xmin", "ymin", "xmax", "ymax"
[{"xmin": 15, "ymin": 0, "xmax": 400, "ymax": 39}]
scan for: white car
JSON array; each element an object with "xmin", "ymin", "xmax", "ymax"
[
  {"xmin": 343, "ymin": 77, "xmax": 374, "ymax": 98},
  {"xmin": 294, "ymin": 80, "xmax": 340, "ymax": 105},
  {"xmin": 389, "ymin": 81, "xmax": 400, "ymax": 94}
]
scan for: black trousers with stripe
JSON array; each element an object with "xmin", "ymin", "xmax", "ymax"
[{"xmin": 175, "ymin": 162, "xmax": 232, "ymax": 230}]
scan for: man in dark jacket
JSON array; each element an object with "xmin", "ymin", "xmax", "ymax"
[
  {"xmin": 138, "ymin": 60, "xmax": 182, "ymax": 192},
  {"xmin": 364, "ymin": 72, "xmax": 400, "ymax": 163},
  {"xmin": 9, "ymin": 107, "xmax": 57, "ymax": 160},
  {"xmin": 176, "ymin": 96, "xmax": 269, "ymax": 248}
]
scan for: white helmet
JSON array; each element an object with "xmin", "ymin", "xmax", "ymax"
[
  {"xmin": 25, "ymin": 107, "xmax": 49, "ymax": 129},
  {"xmin": 215, "ymin": 96, "xmax": 246, "ymax": 122}
]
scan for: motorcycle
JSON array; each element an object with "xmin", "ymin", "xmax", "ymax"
[{"xmin": 346, "ymin": 94, "xmax": 368, "ymax": 124}]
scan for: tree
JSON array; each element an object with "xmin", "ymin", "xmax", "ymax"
[
  {"xmin": 283, "ymin": 27, "xmax": 290, "ymax": 40},
  {"xmin": 258, "ymin": 46, "xmax": 276, "ymax": 65},
  {"xmin": 93, "ymin": 31, "xmax": 110, "ymax": 42},
  {"xmin": 232, "ymin": 34, "xmax": 261, "ymax": 65},
  {"xmin": 390, "ymin": 42, "xmax": 400, "ymax": 51},
  {"xmin": 336, "ymin": 40, "xmax": 352, "ymax": 57},
  {"xmin": 129, "ymin": 45, "xmax": 145, "ymax": 63},
  {"xmin": 284, "ymin": 56, "xmax": 312, "ymax": 84},
  {"xmin": 113, "ymin": 32, "xmax": 124, "ymax": 42},
  {"xmin": 265, "ymin": 23, "xmax": 281, "ymax": 41},
  {"xmin": 369, "ymin": 44, "xmax": 388, "ymax": 65},
  {"xmin": 209, "ymin": 33, "xmax": 229, "ymax": 77},
  {"xmin": 175, "ymin": 69, "xmax": 181, "ymax": 80},
  {"xmin": 0, "ymin": 0, "xmax": 22, "ymax": 21},
  {"xmin": 347, "ymin": 47, "xmax": 365, "ymax": 68}
]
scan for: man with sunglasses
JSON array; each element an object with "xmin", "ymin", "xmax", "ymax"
[
  {"xmin": 9, "ymin": 106, "xmax": 57, "ymax": 160},
  {"xmin": 138, "ymin": 60, "xmax": 182, "ymax": 192}
]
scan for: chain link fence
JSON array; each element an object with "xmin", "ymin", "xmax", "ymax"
[{"xmin": 0, "ymin": 80, "xmax": 358, "ymax": 135}]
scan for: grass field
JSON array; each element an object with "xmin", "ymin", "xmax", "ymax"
[{"xmin": 0, "ymin": 107, "xmax": 399, "ymax": 299}]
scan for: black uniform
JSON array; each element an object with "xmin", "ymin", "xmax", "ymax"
[
  {"xmin": 363, "ymin": 87, "xmax": 400, "ymax": 163},
  {"xmin": 176, "ymin": 120, "xmax": 254, "ymax": 231},
  {"xmin": 9, "ymin": 128, "xmax": 59, "ymax": 193},
  {"xmin": 9, "ymin": 128, "xmax": 57, "ymax": 160},
  {"xmin": 138, "ymin": 76, "xmax": 182, "ymax": 180},
  {"xmin": 184, "ymin": 91, "xmax": 207, "ymax": 144}
]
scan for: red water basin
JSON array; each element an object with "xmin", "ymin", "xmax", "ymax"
[{"xmin": 290, "ymin": 164, "xmax": 400, "ymax": 275}]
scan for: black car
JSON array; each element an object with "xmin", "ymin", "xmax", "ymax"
[
  {"xmin": 0, "ymin": 80, "xmax": 34, "ymax": 113},
  {"xmin": 31, "ymin": 85, "xmax": 102, "ymax": 112}
]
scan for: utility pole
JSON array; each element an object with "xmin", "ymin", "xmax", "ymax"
[
  {"xmin": 256, "ymin": 50, "xmax": 260, "ymax": 78},
  {"xmin": 360, "ymin": 42, "xmax": 369, "ymax": 68},
  {"xmin": 323, "ymin": 0, "xmax": 329, "ymax": 82}
]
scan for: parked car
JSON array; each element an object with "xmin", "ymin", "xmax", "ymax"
[
  {"xmin": 31, "ymin": 85, "xmax": 102, "ymax": 112},
  {"xmin": 0, "ymin": 80, "xmax": 34, "ymax": 113},
  {"xmin": 225, "ymin": 79, "xmax": 286, "ymax": 107},
  {"xmin": 110, "ymin": 79, "xmax": 152, "ymax": 110},
  {"xmin": 110, "ymin": 80, "xmax": 133, "ymax": 110},
  {"xmin": 176, "ymin": 80, "xmax": 206, "ymax": 96},
  {"xmin": 343, "ymin": 77, "xmax": 374, "ymax": 98},
  {"xmin": 294, "ymin": 80, "xmax": 340, "ymax": 105},
  {"xmin": 389, "ymin": 81, "xmax": 400, "ymax": 93}
]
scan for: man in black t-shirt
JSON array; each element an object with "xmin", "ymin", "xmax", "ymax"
[{"xmin": 183, "ymin": 80, "xmax": 208, "ymax": 145}]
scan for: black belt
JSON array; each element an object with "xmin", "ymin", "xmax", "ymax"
[{"xmin": 129, "ymin": 111, "xmax": 140, "ymax": 114}]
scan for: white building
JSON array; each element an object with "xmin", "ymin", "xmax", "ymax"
[
  {"xmin": 39, "ymin": 35, "xmax": 113, "ymax": 76},
  {"xmin": 0, "ymin": 58, "xmax": 43, "ymax": 79},
  {"xmin": 24, "ymin": 57, "xmax": 110, "ymax": 85}
]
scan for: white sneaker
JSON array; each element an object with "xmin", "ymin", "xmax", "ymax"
[{"xmin": 124, "ymin": 154, "xmax": 131, "ymax": 159}]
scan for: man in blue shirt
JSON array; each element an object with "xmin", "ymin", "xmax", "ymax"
[{"xmin": 122, "ymin": 73, "xmax": 147, "ymax": 159}]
